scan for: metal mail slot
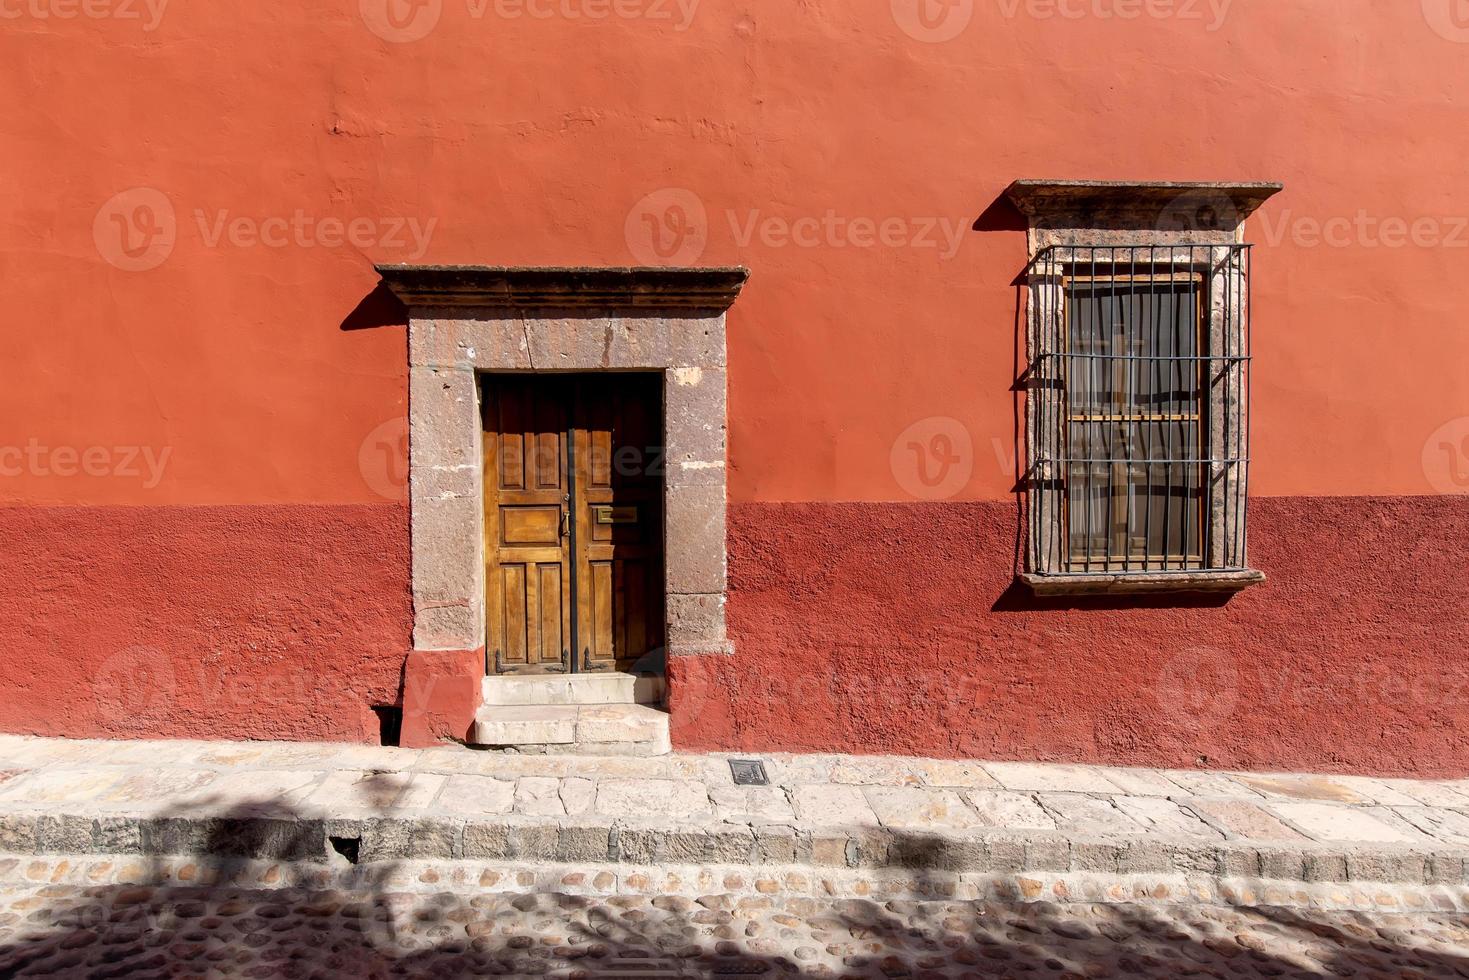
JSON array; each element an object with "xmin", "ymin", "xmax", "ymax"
[{"xmin": 593, "ymin": 505, "xmax": 639, "ymax": 525}]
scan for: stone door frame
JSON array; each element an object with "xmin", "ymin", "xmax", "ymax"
[{"xmin": 377, "ymin": 266, "xmax": 748, "ymax": 672}]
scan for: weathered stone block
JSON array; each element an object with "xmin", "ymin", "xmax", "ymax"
[
  {"xmin": 462, "ymin": 822, "xmax": 511, "ymax": 859},
  {"xmin": 362, "ymin": 818, "xmax": 457, "ymax": 860},
  {"xmin": 448, "ymin": 319, "xmax": 535, "ymax": 370},
  {"xmin": 1024, "ymin": 837, "xmax": 1071, "ymax": 872},
  {"xmin": 664, "ymin": 485, "xmax": 726, "ymax": 596},
  {"xmin": 666, "ymin": 593, "xmax": 727, "ymax": 648},
  {"xmin": 1345, "ymin": 850, "xmax": 1427, "ymax": 884},
  {"xmin": 607, "ymin": 316, "xmax": 726, "ymax": 369},
  {"xmin": 612, "ymin": 827, "xmax": 657, "ymax": 864},
  {"xmin": 981, "ymin": 835, "xmax": 1027, "ymax": 873},
  {"xmin": 1163, "ymin": 842, "xmax": 1221, "ymax": 875},
  {"xmin": 754, "ymin": 825, "xmax": 798, "ymax": 864},
  {"xmin": 556, "ymin": 823, "xmax": 611, "ymax": 862},
  {"xmin": 701, "ymin": 825, "xmax": 756, "ymax": 864},
  {"xmin": 1118, "ymin": 840, "xmax": 1172, "ymax": 874},
  {"xmin": 808, "ymin": 832, "xmax": 851, "ymax": 867},
  {"xmin": 1427, "ymin": 853, "xmax": 1468, "ymax": 884},
  {"xmin": 35, "ymin": 815, "xmax": 94, "ymax": 854},
  {"xmin": 1217, "ymin": 846, "xmax": 1261, "ymax": 878},
  {"xmin": 664, "ymin": 366, "xmax": 727, "ymax": 485},
  {"xmin": 1071, "ymin": 841, "xmax": 1121, "ymax": 873},
  {"xmin": 1302, "ymin": 852, "xmax": 1349, "ymax": 883},
  {"xmin": 0, "ymin": 814, "xmax": 36, "ymax": 853},
  {"xmin": 508, "ymin": 823, "xmax": 559, "ymax": 861},
  {"xmin": 1257, "ymin": 847, "xmax": 1307, "ymax": 881}
]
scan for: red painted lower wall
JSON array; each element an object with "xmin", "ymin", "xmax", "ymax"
[
  {"xmin": 0, "ymin": 505, "xmax": 411, "ymax": 743},
  {"xmin": 669, "ymin": 496, "xmax": 1469, "ymax": 779},
  {"xmin": 2, "ymin": 497, "xmax": 1465, "ymax": 778}
]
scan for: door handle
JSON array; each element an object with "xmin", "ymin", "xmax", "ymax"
[{"xmin": 560, "ymin": 509, "xmax": 569, "ymax": 539}]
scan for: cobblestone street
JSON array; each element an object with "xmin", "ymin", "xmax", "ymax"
[{"xmin": 3, "ymin": 878, "xmax": 1469, "ymax": 979}]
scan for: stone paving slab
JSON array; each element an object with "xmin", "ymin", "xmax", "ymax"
[{"xmin": 3, "ymin": 736, "xmax": 1469, "ymax": 896}]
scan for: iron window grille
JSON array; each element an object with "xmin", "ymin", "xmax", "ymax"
[{"xmin": 1025, "ymin": 244, "xmax": 1253, "ymax": 583}]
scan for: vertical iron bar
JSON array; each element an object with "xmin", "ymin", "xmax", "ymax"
[
  {"xmin": 1219, "ymin": 245, "xmax": 1229, "ymax": 570},
  {"xmin": 1138, "ymin": 245, "xmax": 1150, "ymax": 573},
  {"xmin": 1242, "ymin": 247, "xmax": 1251, "ymax": 569},
  {"xmin": 1155, "ymin": 245, "xmax": 1171, "ymax": 573},
  {"xmin": 1120, "ymin": 247, "xmax": 1131, "ymax": 574}
]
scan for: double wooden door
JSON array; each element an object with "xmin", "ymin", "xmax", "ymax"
[{"xmin": 481, "ymin": 374, "xmax": 664, "ymax": 675}]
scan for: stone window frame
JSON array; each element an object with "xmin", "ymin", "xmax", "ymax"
[
  {"xmin": 1004, "ymin": 181, "xmax": 1283, "ymax": 596},
  {"xmin": 376, "ymin": 266, "xmax": 748, "ymax": 669}
]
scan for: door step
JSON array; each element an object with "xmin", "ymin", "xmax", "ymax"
[
  {"xmin": 481, "ymin": 673, "xmax": 665, "ymax": 707},
  {"xmin": 470, "ymin": 703, "xmax": 671, "ymax": 756}
]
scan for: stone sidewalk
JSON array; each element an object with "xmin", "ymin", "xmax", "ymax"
[{"xmin": 3, "ymin": 735, "xmax": 1469, "ymax": 906}]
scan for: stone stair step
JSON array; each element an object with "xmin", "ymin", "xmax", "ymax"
[
  {"xmin": 481, "ymin": 673, "xmax": 665, "ymax": 707},
  {"xmin": 471, "ymin": 703, "xmax": 670, "ymax": 756}
]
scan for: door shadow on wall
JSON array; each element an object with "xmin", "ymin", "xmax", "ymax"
[{"xmin": 339, "ymin": 282, "xmax": 409, "ymax": 332}]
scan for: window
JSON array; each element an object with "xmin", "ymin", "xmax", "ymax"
[
  {"xmin": 1063, "ymin": 263, "xmax": 1208, "ymax": 571},
  {"xmin": 1005, "ymin": 181, "xmax": 1281, "ymax": 594}
]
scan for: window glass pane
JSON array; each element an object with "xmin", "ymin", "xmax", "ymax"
[{"xmin": 1064, "ymin": 275, "xmax": 1205, "ymax": 569}]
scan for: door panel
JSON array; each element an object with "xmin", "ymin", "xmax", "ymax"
[
  {"xmin": 482, "ymin": 373, "xmax": 665, "ymax": 675},
  {"xmin": 483, "ymin": 377, "xmax": 572, "ymax": 674},
  {"xmin": 572, "ymin": 374, "xmax": 665, "ymax": 673}
]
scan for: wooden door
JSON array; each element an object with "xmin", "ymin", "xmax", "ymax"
[
  {"xmin": 572, "ymin": 374, "xmax": 665, "ymax": 673},
  {"xmin": 483, "ymin": 376, "xmax": 573, "ymax": 674},
  {"xmin": 482, "ymin": 374, "xmax": 665, "ymax": 675}
]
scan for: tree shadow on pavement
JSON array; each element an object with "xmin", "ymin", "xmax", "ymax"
[{"xmin": 0, "ymin": 802, "xmax": 1468, "ymax": 978}]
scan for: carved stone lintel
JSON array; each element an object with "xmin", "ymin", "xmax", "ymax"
[{"xmin": 376, "ymin": 265, "xmax": 749, "ymax": 314}]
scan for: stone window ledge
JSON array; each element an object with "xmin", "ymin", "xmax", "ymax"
[{"xmin": 1021, "ymin": 569, "xmax": 1266, "ymax": 597}]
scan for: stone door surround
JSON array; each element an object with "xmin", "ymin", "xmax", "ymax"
[{"xmin": 376, "ymin": 266, "xmax": 749, "ymax": 668}]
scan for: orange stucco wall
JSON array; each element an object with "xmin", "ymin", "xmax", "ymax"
[
  {"xmin": 3, "ymin": 2, "xmax": 1468, "ymax": 770},
  {"xmin": 4, "ymin": 1, "xmax": 1467, "ymax": 508}
]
